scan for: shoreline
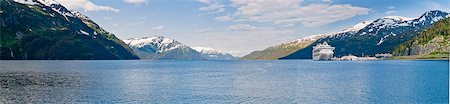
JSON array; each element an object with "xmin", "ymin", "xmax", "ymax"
[
  {"xmin": 392, "ymin": 55, "xmax": 449, "ymax": 61},
  {"xmin": 392, "ymin": 58, "xmax": 449, "ymax": 61}
]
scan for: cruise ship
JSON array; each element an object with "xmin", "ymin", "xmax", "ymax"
[{"xmin": 312, "ymin": 42, "xmax": 335, "ymax": 61}]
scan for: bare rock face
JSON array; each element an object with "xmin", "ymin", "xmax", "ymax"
[{"xmin": 409, "ymin": 37, "xmax": 450, "ymax": 55}]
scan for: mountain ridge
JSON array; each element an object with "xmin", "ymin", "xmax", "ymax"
[
  {"xmin": 243, "ymin": 10, "xmax": 449, "ymax": 60},
  {"xmin": 282, "ymin": 10, "xmax": 449, "ymax": 59},
  {"xmin": 393, "ymin": 17, "xmax": 450, "ymax": 59},
  {"xmin": 1, "ymin": 0, "xmax": 138, "ymax": 60},
  {"xmin": 124, "ymin": 36, "xmax": 204, "ymax": 60},
  {"xmin": 192, "ymin": 47, "xmax": 237, "ymax": 60},
  {"xmin": 124, "ymin": 36, "xmax": 237, "ymax": 60}
]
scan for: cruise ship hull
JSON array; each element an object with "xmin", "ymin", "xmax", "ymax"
[{"xmin": 313, "ymin": 52, "xmax": 334, "ymax": 61}]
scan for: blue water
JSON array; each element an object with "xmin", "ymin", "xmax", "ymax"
[{"xmin": 0, "ymin": 60, "xmax": 448, "ymax": 103}]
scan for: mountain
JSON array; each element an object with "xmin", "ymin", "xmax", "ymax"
[
  {"xmin": 393, "ymin": 17, "xmax": 450, "ymax": 59},
  {"xmin": 123, "ymin": 36, "xmax": 205, "ymax": 60},
  {"xmin": 192, "ymin": 47, "xmax": 236, "ymax": 60},
  {"xmin": 280, "ymin": 10, "xmax": 449, "ymax": 59},
  {"xmin": 241, "ymin": 34, "xmax": 327, "ymax": 60},
  {"xmin": 1, "ymin": 0, "xmax": 138, "ymax": 60},
  {"xmin": 242, "ymin": 19, "xmax": 376, "ymax": 60}
]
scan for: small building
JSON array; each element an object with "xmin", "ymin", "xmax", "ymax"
[
  {"xmin": 375, "ymin": 53, "xmax": 393, "ymax": 59},
  {"xmin": 332, "ymin": 54, "xmax": 379, "ymax": 61},
  {"xmin": 340, "ymin": 54, "xmax": 359, "ymax": 61}
]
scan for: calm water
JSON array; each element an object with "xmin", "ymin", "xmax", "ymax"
[{"xmin": 0, "ymin": 60, "xmax": 448, "ymax": 103}]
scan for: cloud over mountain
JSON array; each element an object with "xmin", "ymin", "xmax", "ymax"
[{"xmin": 55, "ymin": 0, "xmax": 119, "ymax": 12}]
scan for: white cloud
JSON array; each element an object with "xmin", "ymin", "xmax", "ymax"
[
  {"xmin": 124, "ymin": 0, "xmax": 148, "ymax": 5},
  {"xmin": 215, "ymin": 15, "xmax": 233, "ymax": 21},
  {"xmin": 194, "ymin": 28, "xmax": 213, "ymax": 33},
  {"xmin": 197, "ymin": 0, "xmax": 210, "ymax": 4},
  {"xmin": 197, "ymin": 0, "xmax": 225, "ymax": 13},
  {"xmin": 226, "ymin": 24, "xmax": 258, "ymax": 31},
  {"xmin": 228, "ymin": 0, "xmax": 370, "ymax": 26},
  {"xmin": 56, "ymin": 0, "xmax": 119, "ymax": 12},
  {"xmin": 282, "ymin": 24, "xmax": 295, "ymax": 27},
  {"xmin": 152, "ymin": 25, "xmax": 164, "ymax": 30},
  {"xmin": 385, "ymin": 10, "xmax": 398, "ymax": 14}
]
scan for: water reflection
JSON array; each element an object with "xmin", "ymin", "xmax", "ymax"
[
  {"xmin": 0, "ymin": 60, "xmax": 448, "ymax": 103},
  {"xmin": 0, "ymin": 71, "xmax": 86, "ymax": 103}
]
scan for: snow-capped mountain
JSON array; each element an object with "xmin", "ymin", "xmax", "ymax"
[
  {"xmin": 192, "ymin": 47, "xmax": 236, "ymax": 60},
  {"xmin": 242, "ymin": 20, "xmax": 374, "ymax": 60},
  {"xmin": 2, "ymin": 0, "xmax": 138, "ymax": 59},
  {"xmin": 124, "ymin": 36, "xmax": 205, "ymax": 60},
  {"xmin": 394, "ymin": 17, "xmax": 450, "ymax": 57},
  {"xmin": 353, "ymin": 10, "xmax": 448, "ymax": 45},
  {"xmin": 124, "ymin": 36, "xmax": 188, "ymax": 53},
  {"xmin": 338, "ymin": 21, "xmax": 372, "ymax": 33},
  {"xmin": 244, "ymin": 10, "xmax": 449, "ymax": 60},
  {"xmin": 281, "ymin": 10, "xmax": 449, "ymax": 59}
]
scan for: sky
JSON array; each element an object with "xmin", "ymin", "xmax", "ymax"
[{"xmin": 54, "ymin": 0, "xmax": 450, "ymax": 56}]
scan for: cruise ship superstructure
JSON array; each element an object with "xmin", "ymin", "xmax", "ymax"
[{"xmin": 312, "ymin": 42, "xmax": 335, "ymax": 61}]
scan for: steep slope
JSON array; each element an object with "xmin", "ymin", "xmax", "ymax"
[
  {"xmin": 281, "ymin": 10, "xmax": 449, "ymax": 59},
  {"xmin": 123, "ymin": 36, "xmax": 205, "ymax": 60},
  {"xmin": 1, "ymin": 0, "xmax": 138, "ymax": 60},
  {"xmin": 241, "ymin": 34, "xmax": 327, "ymax": 60},
  {"xmin": 393, "ymin": 17, "xmax": 450, "ymax": 59},
  {"xmin": 192, "ymin": 47, "xmax": 236, "ymax": 60}
]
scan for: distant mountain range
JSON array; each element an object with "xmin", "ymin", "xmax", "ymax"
[
  {"xmin": 243, "ymin": 10, "xmax": 450, "ymax": 60},
  {"xmin": 124, "ymin": 36, "xmax": 236, "ymax": 60},
  {"xmin": 2, "ymin": 0, "xmax": 236, "ymax": 60},
  {"xmin": 1, "ymin": 0, "xmax": 138, "ymax": 59},
  {"xmin": 192, "ymin": 47, "xmax": 236, "ymax": 60}
]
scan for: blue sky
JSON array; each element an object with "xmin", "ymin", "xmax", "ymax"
[{"xmin": 56, "ymin": 0, "xmax": 450, "ymax": 56}]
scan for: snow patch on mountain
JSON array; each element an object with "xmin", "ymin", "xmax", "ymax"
[
  {"xmin": 14, "ymin": 0, "xmax": 75, "ymax": 21},
  {"xmin": 79, "ymin": 30, "xmax": 89, "ymax": 36},
  {"xmin": 339, "ymin": 21, "xmax": 372, "ymax": 33},
  {"xmin": 384, "ymin": 16, "xmax": 415, "ymax": 21},
  {"xmin": 72, "ymin": 11, "xmax": 90, "ymax": 20},
  {"xmin": 369, "ymin": 16, "xmax": 413, "ymax": 29},
  {"xmin": 123, "ymin": 36, "xmax": 205, "ymax": 60},
  {"xmin": 124, "ymin": 36, "xmax": 187, "ymax": 53},
  {"xmin": 192, "ymin": 47, "xmax": 222, "ymax": 54},
  {"xmin": 192, "ymin": 47, "xmax": 236, "ymax": 60},
  {"xmin": 286, "ymin": 34, "xmax": 329, "ymax": 46},
  {"xmin": 13, "ymin": 0, "xmax": 38, "ymax": 5}
]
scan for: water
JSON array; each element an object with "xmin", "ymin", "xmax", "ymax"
[{"xmin": 0, "ymin": 60, "xmax": 448, "ymax": 103}]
